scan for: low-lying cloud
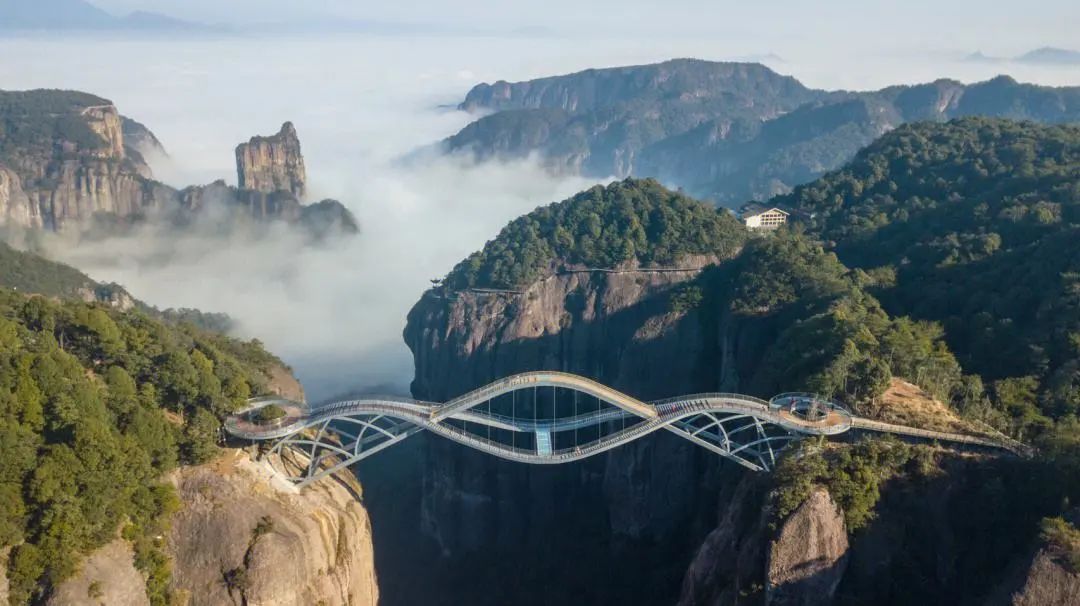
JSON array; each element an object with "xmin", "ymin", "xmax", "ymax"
[{"xmin": 0, "ymin": 33, "xmax": 1076, "ymax": 400}]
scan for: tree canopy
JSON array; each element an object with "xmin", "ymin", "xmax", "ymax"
[
  {"xmin": 0, "ymin": 289, "xmax": 280, "ymax": 604},
  {"xmin": 444, "ymin": 178, "xmax": 747, "ymax": 289}
]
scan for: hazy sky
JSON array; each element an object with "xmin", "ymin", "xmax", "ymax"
[{"xmin": 89, "ymin": 1, "xmax": 1079, "ymax": 54}]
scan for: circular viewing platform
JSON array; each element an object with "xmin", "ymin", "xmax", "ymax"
[
  {"xmin": 769, "ymin": 392, "xmax": 853, "ymax": 436},
  {"xmin": 225, "ymin": 396, "xmax": 309, "ymax": 440}
]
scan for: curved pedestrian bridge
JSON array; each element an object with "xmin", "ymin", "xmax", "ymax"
[{"xmin": 225, "ymin": 371, "xmax": 1026, "ymax": 487}]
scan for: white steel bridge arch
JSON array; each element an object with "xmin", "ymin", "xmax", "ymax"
[{"xmin": 225, "ymin": 372, "xmax": 1025, "ymax": 488}]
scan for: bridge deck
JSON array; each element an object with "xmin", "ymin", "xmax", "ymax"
[{"xmin": 225, "ymin": 372, "xmax": 1028, "ymax": 486}]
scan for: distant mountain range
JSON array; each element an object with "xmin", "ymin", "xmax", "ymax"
[
  {"xmin": 0, "ymin": 0, "xmax": 220, "ymax": 32},
  {"xmin": 445, "ymin": 59, "xmax": 1080, "ymax": 206},
  {"xmin": 966, "ymin": 47, "xmax": 1080, "ymax": 65}
]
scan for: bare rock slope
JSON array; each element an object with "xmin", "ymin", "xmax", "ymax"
[
  {"xmin": 236, "ymin": 122, "xmax": 307, "ymax": 199},
  {"xmin": 167, "ymin": 451, "xmax": 378, "ymax": 606},
  {"xmin": 39, "ymin": 451, "xmax": 379, "ymax": 606}
]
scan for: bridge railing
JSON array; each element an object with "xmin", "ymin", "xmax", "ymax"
[
  {"xmin": 769, "ymin": 392, "xmax": 849, "ymax": 411},
  {"xmin": 651, "ymin": 393, "xmax": 771, "ymax": 408}
]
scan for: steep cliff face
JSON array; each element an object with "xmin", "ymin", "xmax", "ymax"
[
  {"xmin": 394, "ymin": 256, "xmax": 733, "ymax": 604},
  {"xmin": 993, "ymin": 549, "xmax": 1080, "ymax": 606},
  {"xmin": 166, "ymin": 451, "xmax": 377, "ymax": 606},
  {"xmin": 765, "ymin": 489, "xmax": 848, "ymax": 606},
  {"xmin": 409, "ymin": 256, "xmax": 721, "ymax": 401},
  {"xmin": 0, "ymin": 90, "xmax": 353, "ymax": 235},
  {"xmin": 675, "ymin": 482, "xmax": 848, "ymax": 606},
  {"xmin": 80, "ymin": 104, "xmax": 127, "ymax": 159},
  {"xmin": 0, "ymin": 93, "xmax": 163, "ymax": 231},
  {"xmin": 449, "ymin": 62, "xmax": 1080, "ymax": 204},
  {"xmin": 39, "ymin": 451, "xmax": 380, "ymax": 606},
  {"xmin": 236, "ymin": 122, "xmax": 307, "ymax": 199},
  {"xmin": 0, "ymin": 166, "xmax": 38, "ymax": 229}
]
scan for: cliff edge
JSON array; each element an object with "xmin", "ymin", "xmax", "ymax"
[{"xmin": 37, "ymin": 451, "xmax": 379, "ymax": 606}]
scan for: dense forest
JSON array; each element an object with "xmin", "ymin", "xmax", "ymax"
[
  {"xmin": 0, "ymin": 286, "xmax": 283, "ymax": 604},
  {"xmin": 0, "ymin": 89, "xmax": 113, "ymax": 158},
  {"xmin": 779, "ymin": 118, "xmax": 1080, "ymax": 440},
  {"xmin": 437, "ymin": 117, "xmax": 1080, "ymax": 575},
  {"xmin": 0, "ymin": 241, "xmax": 234, "ymax": 333},
  {"xmin": 444, "ymin": 178, "xmax": 747, "ymax": 289}
]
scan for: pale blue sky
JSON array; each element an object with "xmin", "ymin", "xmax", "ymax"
[{"xmin": 88, "ymin": 0, "xmax": 1079, "ymax": 54}]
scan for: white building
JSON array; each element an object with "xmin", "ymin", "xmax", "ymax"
[{"xmin": 740, "ymin": 204, "xmax": 790, "ymax": 230}]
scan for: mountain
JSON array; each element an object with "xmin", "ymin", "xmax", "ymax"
[
  {"xmin": 445, "ymin": 59, "xmax": 1080, "ymax": 205},
  {"xmin": 780, "ymin": 117, "xmax": 1080, "ymax": 434},
  {"xmin": 0, "ymin": 89, "xmax": 357, "ymax": 239},
  {"xmin": 0, "ymin": 0, "xmax": 215, "ymax": 32},
  {"xmin": 391, "ymin": 120, "xmax": 1080, "ymax": 605},
  {"xmin": 1017, "ymin": 47, "xmax": 1080, "ymax": 65},
  {"xmin": 0, "ymin": 245, "xmax": 380, "ymax": 604}
]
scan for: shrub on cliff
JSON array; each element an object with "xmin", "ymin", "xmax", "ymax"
[
  {"xmin": 771, "ymin": 437, "xmax": 937, "ymax": 531},
  {"xmin": 444, "ymin": 178, "xmax": 747, "ymax": 289},
  {"xmin": 0, "ymin": 288, "xmax": 283, "ymax": 604},
  {"xmin": 1040, "ymin": 516, "xmax": 1080, "ymax": 572}
]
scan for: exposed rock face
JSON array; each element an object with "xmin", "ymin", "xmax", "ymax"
[
  {"xmin": 0, "ymin": 90, "xmax": 354, "ymax": 235},
  {"xmin": 0, "ymin": 166, "xmax": 39, "ymax": 229},
  {"xmin": 408, "ymin": 256, "xmax": 721, "ymax": 402},
  {"xmin": 80, "ymin": 104, "xmax": 127, "ymax": 159},
  {"xmin": 236, "ymin": 122, "xmax": 307, "ymax": 199},
  {"xmin": 46, "ymin": 540, "xmax": 150, "ymax": 606},
  {"xmin": 449, "ymin": 61, "xmax": 1080, "ymax": 204},
  {"xmin": 995, "ymin": 549, "xmax": 1080, "ymax": 606},
  {"xmin": 677, "ymin": 475, "xmax": 770, "ymax": 606},
  {"xmin": 0, "ymin": 98, "xmax": 168, "ymax": 231},
  {"xmin": 0, "ymin": 547, "xmax": 9, "ymax": 606},
  {"xmin": 167, "ymin": 451, "xmax": 378, "ymax": 606},
  {"xmin": 396, "ymin": 256, "xmax": 730, "ymax": 604},
  {"xmin": 766, "ymin": 489, "xmax": 849, "ymax": 606},
  {"xmin": 30, "ymin": 451, "xmax": 379, "ymax": 606}
]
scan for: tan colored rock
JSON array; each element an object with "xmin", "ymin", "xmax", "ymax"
[
  {"xmin": 236, "ymin": 123, "xmax": 307, "ymax": 199},
  {"xmin": 267, "ymin": 362, "xmax": 306, "ymax": 402},
  {"xmin": 80, "ymin": 105, "xmax": 127, "ymax": 159},
  {"xmin": 1, "ymin": 546, "xmax": 10, "ymax": 606},
  {"xmin": 0, "ymin": 165, "xmax": 41, "ymax": 230},
  {"xmin": 166, "ymin": 450, "xmax": 378, "ymax": 606},
  {"xmin": 46, "ymin": 540, "xmax": 149, "ymax": 606},
  {"xmin": 766, "ymin": 488, "xmax": 849, "ymax": 606},
  {"xmin": 1000, "ymin": 549, "xmax": 1080, "ymax": 606}
]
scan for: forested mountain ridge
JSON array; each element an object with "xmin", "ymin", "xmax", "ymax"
[
  {"xmin": 406, "ymin": 117, "xmax": 1080, "ymax": 604},
  {"xmin": 0, "ymin": 286, "xmax": 289, "ymax": 604},
  {"xmin": 443, "ymin": 178, "xmax": 746, "ymax": 289},
  {"xmin": 446, "ymin": 59, "xmax": 1080, "ymax": 205},
  {"xmin": 780, "ymin": 118, "xmax": 1080, "ymax": 439},
  {"xmin": 0, "ymin": 240, "xmax": 234, "ymax": 332}
]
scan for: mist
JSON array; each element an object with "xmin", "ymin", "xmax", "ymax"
[{"xmin": 0, "ymin": 33, "xmax": 1077, "ymax": 401}]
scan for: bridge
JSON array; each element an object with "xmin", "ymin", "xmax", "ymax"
[{"xmin": 225, "ymin": 371, "xmax": 1026, "ymax": 488}]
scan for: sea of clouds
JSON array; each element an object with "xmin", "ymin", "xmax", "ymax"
[{"xmin": 0, "ymin": 33, "xmax": 1076, "ymax": 400}]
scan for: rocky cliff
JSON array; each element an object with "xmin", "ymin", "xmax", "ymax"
[
  {"xmin": 236, "ymin": 122, "xmax": 307, "ymax": 199},
  {"xmin": 38, "ymin": 450, "xmax": 379, "ymax": 606},
  {"xmin": 392, "ymin": 256, "xmax": 733, "ymax": 605},
  {"xmin": 0, "ymin": 89, "xmax": 354, "ymax": 237},
  {"xmin": 449, "ymin": 61, "xmax": 1080, "ymax": 204},
  {"xmin": 992, "ymin": 548, "xmax": 1080, "ymax": 606}
]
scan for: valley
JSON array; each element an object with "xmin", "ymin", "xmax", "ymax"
[{"xmin": 0, "ymin": 17, "xmax": 1078, "ymax": 606}]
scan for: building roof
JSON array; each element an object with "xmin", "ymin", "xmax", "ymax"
[{"xmin": 739, "ymin": 203, "xmax": 790, "ymax": 218}]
